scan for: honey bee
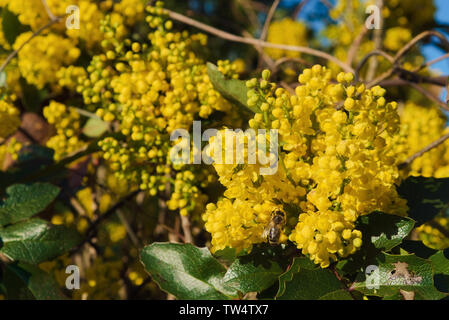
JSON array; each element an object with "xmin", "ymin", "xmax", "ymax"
[{"xmin": 262, "ymin": 208, "xmax": 286, "ymax": 245}]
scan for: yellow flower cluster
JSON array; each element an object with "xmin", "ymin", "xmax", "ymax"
[
  {"xmin": 0, "ymin": 138, "xmax": 22, "ymax": 169},
  {"xmin": 265, "ymin": 18, "xmax": 308, "ymax": 60},
  {"xmin": 383, "ymin": 0, "xmax": 435, "ymax": 33},
  {"xmin": 396, "ymin": 103, "xmax": 449, "ymax": 178},
  {"xmin": 43, "ymin": 101, "xmax": 85, "ymax": 161},
  {"xmin": 14, "ymin": 32, "xmax": 80, "ymax": 89},
  {"xmin": 384, "ymin": 27, "xmax": 412, "ymax": 52},
  {"xmin": 0, "ymin": 100, "xmax": 20, "ymax": 138},
  {"xmin": 203, "ymin": 66, "xmax": 408, "ymax": 267},
  {"xmin": 325, "ymin": 0, "xmax": 429, "ymax": 75},
  {"xmin": 416, "ymin": 217, "xmax": 449, "ymax": 250},
  {"xmin": 56, "ymin": 3, "xmax": 240, "ymax": 216}
]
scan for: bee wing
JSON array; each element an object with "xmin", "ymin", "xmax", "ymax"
[{"xmin": 262, "ymin": 227, "xmax": 270, "ymax": 239}]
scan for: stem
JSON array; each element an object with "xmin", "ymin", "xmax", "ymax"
[{"xmin": 163, "ymin": 8, "xmax": 354, "ymax": 73}]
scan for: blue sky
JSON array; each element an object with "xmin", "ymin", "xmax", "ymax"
[
  {"xmin": 280, "ymin": 0, "xmax": 449, "ymax": 99},
  {"xmin": 423, "ymin": 0, "xmax": 449, "ymax": 75}
]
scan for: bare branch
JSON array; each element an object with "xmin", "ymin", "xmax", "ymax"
[
  {"xmin": 292, "ymin": 0, "xmax": 311, "ymax": 19},
  {"xmin": 164, "ymin": 8, "xmax": 354, "ymax": 73},
  {"xmin": 366, "ymin": 0, "xmax": 384, "ymax": 81},
  {"xmin": 414, "ymin": 52, "xmax": 449, "ymax": 73},
  {"xmin": 41, "ymin": 0, "xmax": 57, "ymax": 21},
  {"xmin": 399, "ymin": 132, "xmax": 449, "ymax": 169},
  {"xmin": 180, "ymin": 215, "xmax": 193, "ymax": 244},
  {"xmin": 347, "ymin": 26, "xmax": 369, "ymax": 66},
  {"xmin": 260, "ymin": 0, "xmax": 280, "ymax": 42}
]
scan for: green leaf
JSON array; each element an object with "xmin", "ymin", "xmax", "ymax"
[
  {"xmin": 276, "ymin": 257, "xmax": 350, "ymax": 300},
  {"xmin": 82, "ymin": 117, "xmax": 109, "ymax": 138},
  {"xmin": 429, "ymin": 249, "xmax": 449, "ymax": 293},
  {"xmin": 222, "ymin": 254, "xmax": 284, "ymax": 294},
  {"xmin": 0, "ymin": 183, "xmax": 60, "ymax": 227},
  {"xmin": 352, "ymin": 253, "xmax": 447, "ymax": 300},
  {"xmin": 3, "ymin": 262, "xmax": 66, "ymax": 300},
  {"xmin": 19, "ymin": 78, "xmax": 47, "ymax": 113},
  {"xmin": 207, "ymin": 62, "xmax": 259, "ymax": 114},
  {"xmin": 338, "ymin": 212, "xmax": 415, "ymax": 275},
  {"xmin": 1, "ymin": 6, "xmax": 27, "ymax": 45},
  {"xmin": 357, "ymin": 212, "xmax": 415, "ymax": 251},
  {"xmin": 398, "ymin": 176, "xmax": 449, "ymax": 226},
  {"xmin": 140, "ymin": 243, "xmax": 238, "ymax": 300},
  {"xmin": 0, "ymin": 219, "xmax": 82, "ymax": 264}
]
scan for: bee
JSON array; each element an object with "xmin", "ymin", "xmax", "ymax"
[{"xmin": 262, "ymin": 208, "xmax": 286, "ymax": 245}]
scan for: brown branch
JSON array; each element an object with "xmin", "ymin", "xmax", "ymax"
[
  {"xmin": 260, "ymin": 0, "xmax": 280, "ymax": 42},
  {"xmin": 366, "ymin": 0, "xmax": 384, "ymax": 81},
  {"xmin": 164, "ymin": 8, "xmax": 354, "ymax": 73},
  {"xmin": 347, "ymin": 26, "xmax": 369, "ymax": 66},
  {"xmin": 180, "ymin": 215, "xmax": 193, "ymax": 244},
  {"xmin": 394, "ymin": 31, "xmax": 449, "ymax": 66},
  {"xmin": 292, "ymin": 0, "xmax": 311, "ymax": 19},
  {"xmin": 355, "ymin": 50, "xmax": 394, "ymax": 81},
  {"xmin": 70, "ymin": 190, "xmax": 140, "ymax": 254},
  {"xmin": 399, "ymin": 132, "xmax": 449, "ymax": 169},
  {"xmin": 413, "ymin": 52, "xmax": 449, "ymax": 73},
  {"xmin": 41, "ymin": 0, "xmax": 57, "ymax": 21},
  {"xmin": 408, "ymin": 82, "xmax": 449, "ymax": 112}
]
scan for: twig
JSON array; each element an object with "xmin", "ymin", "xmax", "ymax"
[
  {"xmin": 280, "ymin": 81, "xmax": 295, "ymax": 95},
  {"xmin": 366, "ymin": 0, "xmax": 384, "ymax": 81},
  {"xmin": 413, "ymin": 52, "xmax": 449, "ymax": 73},
  {"xmin": 117, "ymin": 209, "xmax": 140, "ymax": 247},
  {"xmin": 180, "ymin": 215, "xmax": 193, "ymax": 244},
  {"xmin": 259, "ymin": 0, "xmax": 280, "ymax": 42},
  {"xmin": 355, "ymin": 50, "xmax": 394, "ymax": 81},
  {"xmin": 163, "ymin": 8, "xmax": 354, "ymax": 73},
  {"xmin": 41, "ymin": 0, "xmax": 57, "ymax": 21},
  {"xmin": 70, "ymin": 190, "xmax": 140, "ymax": 254},
  {"xmin": 0, "ymin": 16, "xmax": 63, "ymax": 73},
  {"xmin": 242, "ymin": 30, "xmax": 276, "ymax": 70},
  {"xmin": 399, "ymin": 132, "xmax": 449, "ymax": 169},
  {"xmin": 408, "ymin": 82, "xmax": 449, "ymax": 112},
  {"xmin": 347, "ymin": 26, "xmax": 368, "ymax": 66},
  {"xmin": 394, "ymin": 31, "xmax": 449, "ymax": 66},
  {"xmin": 379, "ymin": 76, "xmax": 448, "ymax": 88},
  {"xmin": 292, "ymin": 0, "xmax": 310, "ymax": 19}
]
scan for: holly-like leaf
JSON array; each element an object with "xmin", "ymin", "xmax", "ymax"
[
  {"xmin": 398, "ymin": 176, "xmax": 449, "ymax": 226},
  {"xmin": 82, "ymin": 117, "xmax": 109, "ymax": 138},
  {"xmin": 357, "ymin": 211, "xmax": 415, "ymax": 251},
  {"xmin": 207, "ymin": 62, "xmax": 259, "ymax": 114},
  {"xmin": 0, "ymin": 219, "xmax": 82, "ymax": 264},
  {"xmin": 222, "ymin": 254, "xmax": 284, "ymax": 294},
  {"xmin": 352, "ymin": 253, "xmax": 447, "ymax": 300},
  {"xmin": 338, "ymin": 212, "xmax": 415, "ymax": 275},
  {"xmin": 429, "ymin": 249, "xmax": 449, "ymax": 293},
  {"xmin": 19, "ymin": 78, "xmax": 47, "ymax": 113},
  {"xmin": 276, "ymin": 257, "xmax": 351, "ymax": 300},
  {"xmin": 0, "ymin": 183, "xmax": 60, "ymax": 227},
  {"xmin": 140, "ymin": 243, "xmax": 238, "ymax": 300},
  {"xmin": 3, "ymin": 262, "xmax": 67, "ymax": 300}
]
